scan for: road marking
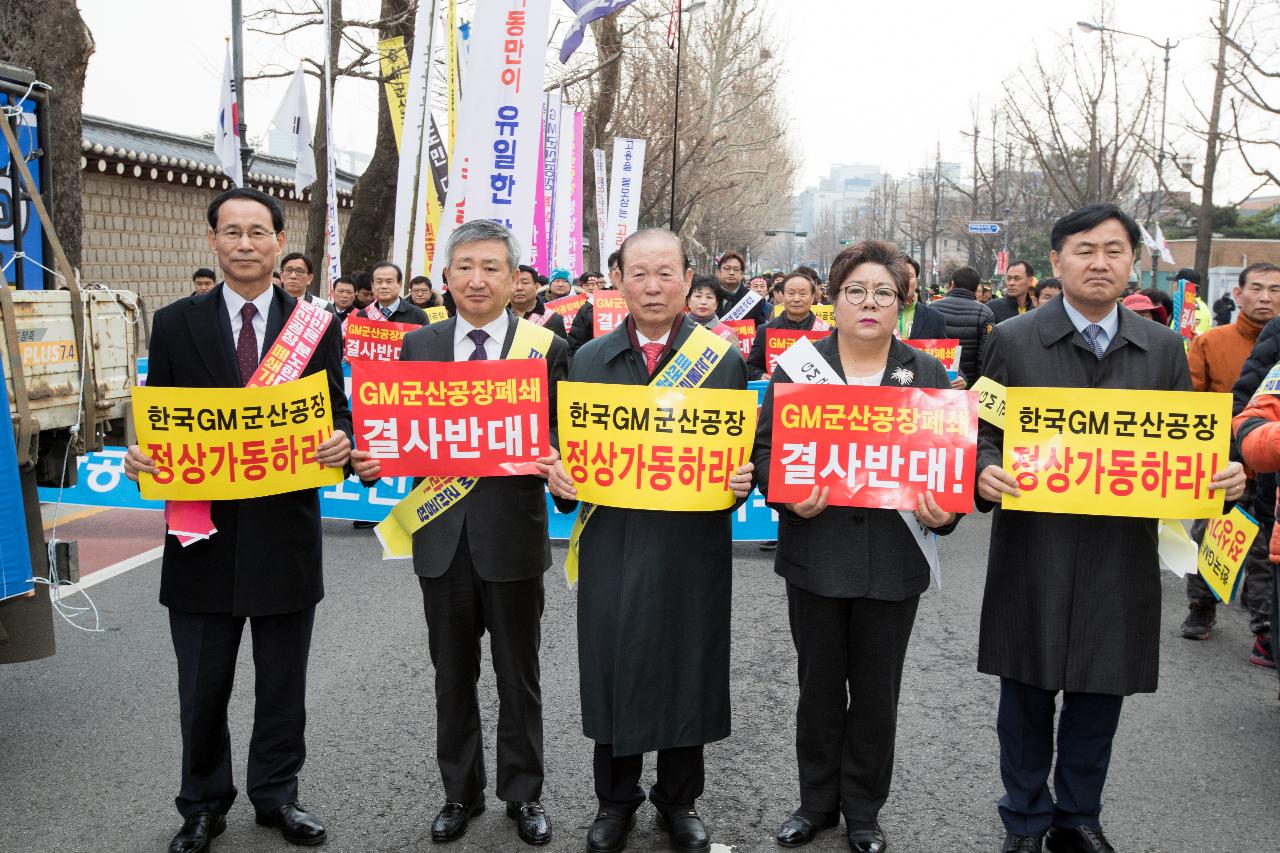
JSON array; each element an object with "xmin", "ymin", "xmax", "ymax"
[
  {"xmin": 73, "ymin": 546, "xmax": 165, "ymax": 590},
  {"xmin": 42, "ymin": 505, "xmax": 109, "ymax": 530}
]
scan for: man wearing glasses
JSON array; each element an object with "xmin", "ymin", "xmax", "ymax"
[
  {"xmin": 279, "ymin": 252, "xmax": 331, "ymax": 309},
  {"xmin": 715, "ymin": 251, "xmax": 768, "ymax": 325}
]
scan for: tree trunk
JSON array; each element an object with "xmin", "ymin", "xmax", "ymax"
[
  {"xmin": 582, "ymin": 12, "xmax": 622, "ymax": 267},
  {"xmin": 1195, "ymin": 0, "xmax": 1231, "ymax": 282},
  {"xmin": 0, "ymin": 0, "xmax": 95, "ymax": 272},
  {"xmin": 305, "ymin": 0, "xmax": 342, "ymax": 286},
  {"xmin": 341, "ymin": 0, "xmax": 411, "ymax": 275}
]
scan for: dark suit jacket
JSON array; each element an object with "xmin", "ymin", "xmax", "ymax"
[
  {"xmin": 147, "ymin": 284, "xmax": 352, "ymax": 617},
  {"xmin": 398, "ymin": 310, "xmax": 569, "ymax": 581},
  {"xmin": 753, "ymin": 335, "xmax": 959, "ymax": 601},
  {"xmin": 369, "ymin": 300, "xmax": 429, "ymax": 326},
  {"xmin": 567, "ymin": 301, "xmax": 595, "ymax": 356},
  {"xmin": 520, "ymin": 298, "xmax": 568, "ymax": 339},
  {"xmin": 744, "ymin": 312, "xmax": 830, "ymax": 380},
  {"xmin": 907, "ymin": 301, "xmax": 948, "ymax": 339},
  {"xmin": 989, "ymin": 295, "xmax": 1032, "ymax": 324}
]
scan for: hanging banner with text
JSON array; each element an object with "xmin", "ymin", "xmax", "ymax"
[
  {"xmin": 131, "ymin": 371, "xmax": 343, "ymax": 501},
  {"xmin": 765, "ymin": 328, "xmax": 832, "ymax": 376},
  {"xmin": 547, "ymin": 292, "xmax": 588, "ymax": 327},
  {"xmin": 1002, "ymin": 387, "xmax": 1231, "ymax": 518},
  {"xmin": 604, "ymin": 137, "xmax": 645, "ymax": 255},
  {"xmin": 352, "ymin": 359, "xmax": 549, "ymax": 478},
  {"xmin": 558, "ymin": 382, "xmax": 757, "ymax": 511},
  {"xmin": 554, "ymin": 106, "xmax": 585, "ymax": 276},
  {"xmin": 1198, "ymin": 506, "xmax": 1260, "ymax": 603},
  {"xmin": 904, "ymin": 338, "xmax": 961, "ymax": 381},
  {"xmin": 767, "ymin": 383, "xmax": 976, "ymax": 512},
  {"xmin": 593, "ymin": 292, "xmax": 630, "ymax": 337},
  {"xmin": 344, "ymin": 316, "xmax": 419, "ymax": 362}
]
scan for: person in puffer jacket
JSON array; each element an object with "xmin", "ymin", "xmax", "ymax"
[{"xmin": 928, "ymin": 265, "xmax": 995, "ymax": 389}]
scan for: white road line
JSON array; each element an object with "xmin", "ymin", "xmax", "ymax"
[{"xmin": 75, "ymin": 546, "xmax": 165, "ymax": 590}]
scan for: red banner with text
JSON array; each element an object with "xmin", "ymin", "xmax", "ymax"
[
  {"xmin": 345, "ymin": 316, "xmax": 419, "ymax": 362},
  {"xmin": 593, "ymin": 293, "xmax": 629, "ymax": 337},
  {"xmin": 765, "ymin": 328, "xmax": 831, "ymax": 376}
]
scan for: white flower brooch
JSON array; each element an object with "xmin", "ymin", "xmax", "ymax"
[{"xmin": 891, "ymin": 366, "xmax": 914, "ymax": 386}]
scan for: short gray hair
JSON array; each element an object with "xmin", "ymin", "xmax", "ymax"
[{"xmin": 445, "ymin": 220, "xmax": 522, "ymax": 272}]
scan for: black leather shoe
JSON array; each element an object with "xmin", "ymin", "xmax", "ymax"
[
  {"xmin": 430, "ymin": 799, "xmax": 485, "ymax": 843},
  {"xmin": 656, "ymin": 808, "xmax": 710, "ymax": 853},
  {"xmin": 254, "ymin": 803, "xmax": 327, "ymax": 846},
  {"xmin": 169, "ymin": 811, "xmax": 226, "ymax": 853},
  {"xmin": 775, "ymin": 810, "xmax": 839, "ymax": 847},
  {"xmin": 848, "ymin": 825, "xmax": 887, "ymax": 853},
  {"xmin": 587, "ymin": 809, "xmax": 634, "ymax": 853},
  {"xmin": 506, "ymin": 801, "xmax": 552, "ymax": 846},
  {"xmin": 1044, "ymin": 826, "xmax": 1115, "ymax": 853},
  {"xmin": 1001, "ymin": 833, "xmax": 1043, "ymax": 853}
]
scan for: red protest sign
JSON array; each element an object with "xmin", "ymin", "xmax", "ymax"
[
  {"xmin": 767, "ymin": 383, "xmax": 977, "ymax": 512},
  {"xmin": 593, "ymin": 293, "xmax": 630, "ymax": 337},
  {"xmin": 723, "ymin": 319, "xmax": 756, "ymax": 357},
  {"xmin": 904, "ymin": 338, "xmax": 961, "ymax": 376},
  {"xmin": 345, "ymin": 316, "xmax": 419, "ymax": 362},
  {"xmin": 764, "ymin": 328, "xmax": 831, "ymax": 376},
  {"xmin": 546, "ymin": 293, "xmax": 589, "ymax": 327},
  {"xmin": 1177, "ymin": 282, "xmax": 1198, "ymax": 340},
  {"xmin": 351, "ymin": 359, "xmax": 550, "ymax": 478}
]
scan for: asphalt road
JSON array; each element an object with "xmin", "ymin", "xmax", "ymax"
[{"xmin": 2, "ymin": 512, "xmax": 1278, "ymax": 853}]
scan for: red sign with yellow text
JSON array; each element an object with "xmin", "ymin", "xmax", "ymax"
[
  {"xmin": 546, "ymin": 293, "xmax": 589, "ymax": 327},
  {"xmin": 724, "ymin": 319, "xmax": 756, "ymax": 357},
  {"xmin": 345, "ymin": 316, "xmax": 419, "ymax": 362},
  {"xmin": 351, "ymin": 359, "xmax": 549, "ymax": 478},
  {"xmin": 768, "ymin": 383, "xmax": 977, "ymax": 512},
  {"xmin": 593, "ymin": 293, "xmax": 630, "ymax": 337},
  {"xmin": 764, "ymin": 328, "xmax": 831, "ymax": 376},
  {"xmin": 904, "ymin": 338, "xmax": 961, "ymax": 379}
]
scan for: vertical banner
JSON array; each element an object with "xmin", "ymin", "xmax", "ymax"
[
  {"xmin": 570, "ymin": 111, "xmax": 585, "ymax": 276},
  {"xmin": 379, "ymin": 36, "xmax": 411, "ymax": 150},
  {"xmin": 0, "ymin": 355, "xmax": 34, "ymax": 601},
  {"xmin": 432, "ymin": 0, "xmax": 553, "ymax": 280},
  {"xmin": 421, "ymin": 114, "xmax": 449, "ymax": 275},
  {"xmin": 323, "ymin": 0, "xmax": 342, "ymax": 288},
  {"xmin": 391, "ymin": 0, "xmax": 435, "ymax": 276},
  {"xmin": 1172, "ymin": 281, "xmax": 1198, "ymax": 341},
  {"xmin": 605, "ymin": 137, "xmax": 646, "ymax": 256},
  {"xmin": 535, "ymin": 90, "xmax": 562, "ymax": 274},
  {"xmin": 447, "ymin": 0, "xmax": 460, "ymax": 157},
  {"xmin": 553, "ymin": 105, "xmax": 580, "ymax": 274},
  {"xmin": 593, "ymin": 147, "xmax": 609, "ymax": 272}
]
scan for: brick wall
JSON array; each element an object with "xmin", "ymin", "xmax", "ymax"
[{"xmin": 80, "ymin": 171, "xmax": 351, "ymax": 311}]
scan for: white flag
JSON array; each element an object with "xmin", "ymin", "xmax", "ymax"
[
  {"xmin": 215, "ymin": 43, "xmax": 243, "ymax": 186},
  {"xmin": 1154, "ymin": 223, "xmax": 1175, "ymax": 264},
  {"xmin": 1138, "ymin": 222, "xmax": 1160, "ymax": 254},
  {"xmin": 270, "ymin": 66, "xmax": 316, "ymax": 192}
]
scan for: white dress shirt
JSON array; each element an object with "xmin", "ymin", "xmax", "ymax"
[
  {"xmin": 636, "ymin": 328, "xmax": 671, "ymax": 347},
  {"xmin": 223, "ymin": 285, "xmax": 274, "ymax": 358},
  {"xmin": 1061, "ymin": 296, "xmax": 1119, "ymax": 353},
  {"xmin": 454, "ymin": 312, "xmax": 511, "ymax": 362}
]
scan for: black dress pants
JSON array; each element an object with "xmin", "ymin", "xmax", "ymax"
[
  {"xmin": 997, "ymin": 677, "xmax": 1124, "ymax": 837},
  {"xmin": 593, "ymin": 741, "xmax": 705, "ymax": 815},
  {"xmin": 787, "ymin": 583, "xmax": 919, "ymax": 828},
  {"xmin": 169, "ymin": 606, "xmax": 315, "ymax": 817},
  {"xmin": 419, "ymin": 527, "xmax": 545, "ymax": 804}
]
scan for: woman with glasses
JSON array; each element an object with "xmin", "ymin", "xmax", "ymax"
[
  {"xmin": 745, "ymin": 270, "xmax": 831, "ymax": 380},
  {"xmin": 753, "ymin": 240, "xmax": 962, "ymax": 853}
]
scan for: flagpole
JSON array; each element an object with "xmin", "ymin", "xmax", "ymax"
[
  {"xmin": 231, "ymin": 0, "xmax": 252, "ymax": 184},
  {"xmin": 669, "ymin": 2, "xmax": 682, "ymax": 232}
]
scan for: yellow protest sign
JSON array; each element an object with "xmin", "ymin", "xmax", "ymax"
[
  {"xmin": 773, "ymin": 303, "xmax": 835, "ymax": 325},
  {"xmin": 378, "ymin": 36, "xmax": 410, "ymax": 151},
  {"xmin": 1002, "ymin": 387, "xmax": 1230, "ymax": 518},
  {"xmin": 558, "ymin": 382, "xmax": 757, "ymax": 511},
  {"xmin": 1198, "ymin": 507, "xmax": 1261, "ymax": 603},
  {"xmin": 132, "ymin": 371, "xmax": 342, "ymax": 501},
  {"xmin": 970, "ymin": 376, "xmax": 1007, "ymax": 427},
  {"xmin": 425, "ymin": 305, "xmax": 449, "ymax": 324}
]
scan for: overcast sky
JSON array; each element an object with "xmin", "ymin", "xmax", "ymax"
[{"xmin": 79, "ymin": 0, "xmax": 1275, "ymax": 199}]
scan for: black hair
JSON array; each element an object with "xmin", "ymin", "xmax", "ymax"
[
  {"xmin": 1139, "ymin": 287, "xmax": 1174, "ymax": 323},
  {"xmin": 717, "ymin": 251, "xmax": 745, "ymax": 270},
  {"xmin": 1034, "ymin": 277, "xmax": 1061, "ymax": 298},
  {"xmin": 207, "ymin": 186, "xmax": 284, "ymax": 232},
  {"xmin": 370, "ymin": 260, "xmax": 403, "ymax": 282},
  {"xmin": 1240, "ymin": 262, "xmax": 1280, "ymax": 288},
  {"xmin": 280, "ymin": 252, "xmax": 313, "ymax": 274},
  {"xmin": 687, "ymin": 275, "xmax": 720, "ymax": 299},
  {"xmin": 900, "ymin": 255, "xmax": 920, "ymax": 277},
  {"xmin": 332, "ymin": 276, "xmax": 356, "ymax": 291},
  {"xmin": 607, "ymin": 250, "xmax": 622, "ymax": 272},
  {"xmin": 517, "ymin": 264, "xmax": 539, "ymax": 278},
  {"xmin": 193, "ymin": 268, "xmax": 216, "ymax": 281},
  {"xmin": 1007, "ymin": 260, "xmax": 1034, "ymax": 278},
  {"xmin": 616, "ymin": 229, "xmax": 689, "ymax": 274},
  {"xmin": 950, "ymin": 266, "xmax": 981, "ymax": 292},
  {"xmin": 354, "ymin": 272, "xmax": 373, "ymax": 291},
  {"xmin": 409, "ymin": 275, "xmax": 431, "ymax": 287},
  {"xmin": 1175, "ymin": 267, "xmax": 1201, "ymax": 285},
  {"xmin": 1049, "ymin": 203, "xmax": 1140, "ymax": 253},
  {"xmin": 537, "ymin": 275, "xmax": 550, "ymax": 286}
]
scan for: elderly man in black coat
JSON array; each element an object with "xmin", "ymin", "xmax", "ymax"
[
  {"xmin": 546, "ymin": 228, "xmax": 755, "ymax": 853},
  {"xmin": 975, "ymin": 204, "xmax": 1245, "ymax": 853},
  {"xmin": 125, "ymin": 188, "xmax": 353, "ymax": 853}
]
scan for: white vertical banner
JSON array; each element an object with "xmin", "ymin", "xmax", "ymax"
[
  {"xmin": 535, "ymin": 89, "xmax": 562, "ymax": 273},
  {"xmin": 411, "ymin": 2, "xmax": 446, "ymax": 280},
  {"xmin": 432, "ymin": 0, "xmax": 552, "ymax": 279},
  {"xmin": 391, "ymin": 0, "xmax": 436, "ymax": 277},
  {"xmin": 605, "ymin": 137, "xmax": 646, "ymax": 257},
  {"xmin": 323, "ymin": 0, "xmax": 341, "ymax": 288},
  {"xmin": 592, "ymin": 147, "xmax": 608, "ymax": 272},
  {"xmin": 552, "ymin": 105, "xmax": 579, "ymax": 273}
]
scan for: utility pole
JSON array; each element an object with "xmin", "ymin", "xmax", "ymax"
[{"xmin": 231, "ymin": 0, "xmax": 252, "ymax": 184}]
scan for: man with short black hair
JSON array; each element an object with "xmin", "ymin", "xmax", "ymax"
[
  {"xmin": 408, "ymin": 275, "xmax": 439, "ymax": 310},
  {"xmin": 715, "ymin": 250, "xmax": 768, "ymax": 325},
  {"xmin": 511, "ymin": 264, "xmax": 568, "ymax": 338},
  {"xmin": 929, "ymin": 266, "xmax": 995, "ymax": 389},
  {"xmin": 330, "ymin": 276, "xmax": 359, "ymax": 324},
  {"xmin": 1033, "ymin": 278, "xmax": 1062, "ymax": 307},
  {"xmin": 990, "ymin": 261, "xmax": 1034, "ymax": 323},
  {"xmin": 280, "ymin": 252, "xmax": 330, "ymax": 309},
  {"xmin": 192, "ymin": 268, "xmax": 216, "ymax": 296},
  {"xmin": 362, "ymin": 261, "xmax": 428, "ymax": 326},
  {"xmin": 353, "ymin": 272, "xmax": 373, "ymax": 309}
]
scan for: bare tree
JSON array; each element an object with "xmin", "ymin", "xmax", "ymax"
[{"xmin": 1223, "ymin": 2, "xmax": 1280, "ymax": 191}]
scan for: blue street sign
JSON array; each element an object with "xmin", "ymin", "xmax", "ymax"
[{"xmin": 967, "ymin": 222, "xmax": 1001, "ymax": 235}]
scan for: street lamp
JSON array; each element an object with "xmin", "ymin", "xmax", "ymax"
[
  {"xmin": 1077, "ymin": 20, "xmax": 1179, "ymax": 281},
  {"xmin": 670, "ymin": 0, "xmax": 706, "ymax": 233}
]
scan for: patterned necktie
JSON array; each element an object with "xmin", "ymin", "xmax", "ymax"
[
  {"xmin": 467, "ymin": 329, "xmax": 489, "ymax": 361},
  {"xmin": 1082, "ymin": 323, "xmax": 1106, "ymax": 360},
  {"xmin": 236, "ymin": 302, "xmax": 259, "ymax": 385},
  {"xmin": 641, "ymin": 342, "xmax": 665, "ymax": 375},
  {"xmin": 381, "ymin": 305, "xmax": 394, "ymax": 319}
]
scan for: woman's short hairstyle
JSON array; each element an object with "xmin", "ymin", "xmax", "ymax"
[{"xmin": 827, "ymin": 240, "xmax": 909, "ymax": 307}]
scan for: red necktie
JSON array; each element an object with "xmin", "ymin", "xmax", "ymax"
[
  {"xmin": 641, "ymin": 342, "xmax": 665, "ymax": 376},
  {"xmin": 236, "ymin": 303, "xmax": 259, "ymax": 385}
]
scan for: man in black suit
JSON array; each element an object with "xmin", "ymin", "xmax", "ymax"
[
  {"xmin": 352, "ymin": 220, "xmax": 568, "ymax": 847},
  {"xmin": 989, "ymin": 260, "xmax": 1035, "ymax": 323},
  {"xmin": 362, "ymin": 260, "xmax": 429, "ymax": 325},
  {"xmin": 124, "ymin": 187, "xmax": 352, "ymax": 853},
  {"xmin": 510, "ymin": 263, "xmax": 568, "ymax": 338}
]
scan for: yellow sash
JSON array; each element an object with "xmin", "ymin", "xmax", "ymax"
[
  {"xmin": 563, "ymin": 324, "xmax": 734, "ymax": 585},
  {"xmin": 374, "ymin": 318, "xmax": 556, "ymax": 558}
]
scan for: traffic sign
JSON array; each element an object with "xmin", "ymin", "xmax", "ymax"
[{"xmin": 968, "ymin": 222, "xmax": 1002, "ymax": 235}]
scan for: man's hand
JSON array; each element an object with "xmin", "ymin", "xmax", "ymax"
[
  {"xmin": 785, "ymin": 485, "xmax": 830, "ymax": 519},
  {"xmin": 350, "ymin": 449, "xmax": 381, "ymax": 482},
  {"xmin": 314, "ymin": 430, "xmax": 352, "ymax": 468},
  {"xmin": 543, "ymin": 452, "xmax": 578, "ymax": 501},
  {"xmin": 729, "ymin": 462, "xmax": 754, "ymax": 500},
  {"xmin": 977, "ymin": 464, "xmax": 1021, "ymax": 503},
  {"xmin": 915, "ymin": 491, "xmax": 956, "ymax": 529},
  {"xmin": 950, "ymin": 376, "xmax": 968, "ymax": 390},
  {"xmin": 1209, "ymin": 461, "xmax": 1247, "ymax": 503},
  {"xmin": 123, "ymin": 444, "xmax": 154, "ymax": 482}
]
